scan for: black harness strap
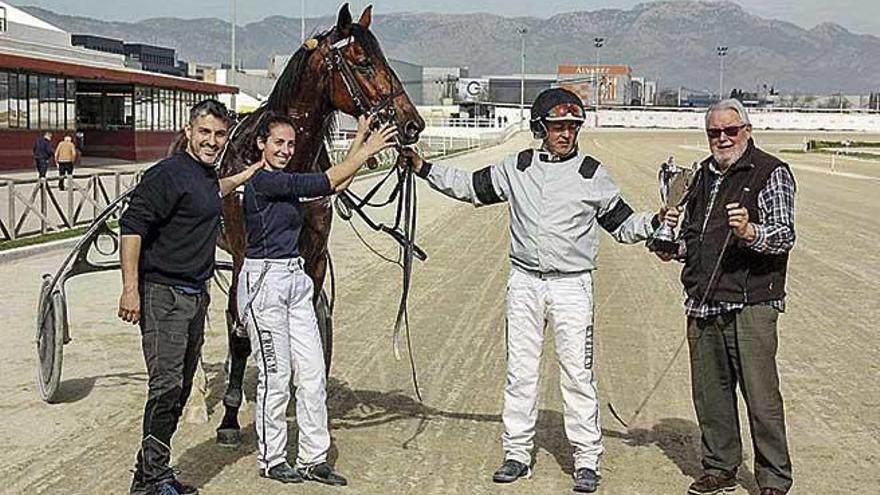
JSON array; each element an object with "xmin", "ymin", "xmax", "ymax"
[
  {"xmin": 598, "ymin": 199, "xmax": 635, "ymax": 233},
  {"xmin": 473, "ymin": 167, "xmax": 502, "ymax": 205}
]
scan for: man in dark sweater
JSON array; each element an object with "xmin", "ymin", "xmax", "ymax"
[
  {"xmin": 659, "ymin": 99, "xmax": 796, "ymax": 495},
  {"xmin": 33, "ymin": 131, "xmax": 53, "ymax": 178},
  {"xmin": 118, "ymin": 99, "xmax": 258, "ymax": 495}
]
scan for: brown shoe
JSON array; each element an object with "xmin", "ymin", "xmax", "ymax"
[
  {"xmin": 687, "ymin": 472, "xmax": 737, "ymax": 494},
  {"xmin": 759, "ymin": 489, "xmax": 785, "ymax": 495}
]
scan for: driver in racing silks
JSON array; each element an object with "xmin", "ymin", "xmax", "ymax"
[{"xmin": 400, "ymin": 87, "xmax": 675, "ymax": 493}]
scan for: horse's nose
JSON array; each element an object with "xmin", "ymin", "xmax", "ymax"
[{"xmin": 404, "ymin": 120, "xmax": 422, "ymax": 141}]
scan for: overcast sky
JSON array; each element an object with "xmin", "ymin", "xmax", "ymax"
[{"xmin": 12, "ymin": 1, "xmax": 880, "ymax": 36}]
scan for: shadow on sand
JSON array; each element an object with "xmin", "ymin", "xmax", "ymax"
[
  {"xmin": 178, "ymin": 371, "xmax": 758, "ymax": 493},
  {"xmin": 52, "ymin": 371, "xmax": 147, "ymax": 404}
]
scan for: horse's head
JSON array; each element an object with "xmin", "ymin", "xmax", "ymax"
[{"xmin": 315, "ymin": 4, "xmax": 424, "ymax": 145}]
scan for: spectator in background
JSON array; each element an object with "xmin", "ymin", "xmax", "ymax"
[
  {"xmin": 74, "ymin": 130, "xmax": 85, "ymax": 168},
  {"xmin": 33, "ymin": 131, "xmax": 53, "ymax": 179},
  {"xmin": 54, "ymin": 135, "xmax": 77, "ymax": 191}
]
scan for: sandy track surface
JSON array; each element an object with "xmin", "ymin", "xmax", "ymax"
[{"xmin": 1, "ymin": 129, "xmax": 877, "ymax": 494}]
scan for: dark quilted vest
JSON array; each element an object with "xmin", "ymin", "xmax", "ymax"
[{"xmin": 681, "ymin": 142, "xmax": 792, "ymax": 304}]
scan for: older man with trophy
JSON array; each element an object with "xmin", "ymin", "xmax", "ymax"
[{"xmin": 654, "ymin": 99, "xmax": 797, "ymax": 495}]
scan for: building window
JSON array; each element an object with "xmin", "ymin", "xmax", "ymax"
[
  {"xmin": 159, "ymin": 88, "xmax": 171, "ymax": 130},
  {"xmin": 76, "ymin": 91, "xmax": 102, "ymax": 130},
  {"xmin": 55, "ymin": 77, "xmax": 66, "ymax": 129},
  {"xmin": 0, "ymin": 72, "xmax": 8, "ymax": 129},
  {"xmin": 0, "ymin": 6, "xmax": 7, "ymax": 34},
  {"xmin": 103, "ymin": 93, "xmax": 127, "ymax": 129},
  {"xmin": 18, "ymin": 73, "xmax": 28, "ymax": 128},
  {"xmin": 8, "ymin": 72, "xmax": 20, "ymax": 128},
  {"xmin": 39, "ymin": 75, "xmax": 51, "ymax": 129},
  {"xmin": 0, "ymin": 72, "xmax": 78, "ymax": 130},
  {"xmin": 28, "ymin": 74, "xmax": 39, "ymax": 129},
  {"xmin": 66, "ymin": 79, "xmax": 76, "ymax": 130}
]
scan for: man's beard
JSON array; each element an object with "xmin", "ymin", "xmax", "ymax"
[{"xmin": 712, "ymin": 144, "xmax": 746, "ymax": 170}]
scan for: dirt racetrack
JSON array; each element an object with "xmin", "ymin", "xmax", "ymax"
[{"xmin": 1, "ymin": 129, "xmax": 877, "ymax": 494}]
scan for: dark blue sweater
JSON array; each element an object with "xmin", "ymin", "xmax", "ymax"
[
  {"xmin": 120, "ymin": 152, "xmax": 221, "ymax": 289},
  {"xmin": 244, "ymin": 168, "xmax": 333, "ymax": 259},
  {"xmin": 33, "ymin": 137, "xmax": 53, "ymax": 162}
]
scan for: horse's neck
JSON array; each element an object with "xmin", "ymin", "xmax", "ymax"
[{"xmin": 287, "ymin": 83, "xmax": 333, "ymax": 173}]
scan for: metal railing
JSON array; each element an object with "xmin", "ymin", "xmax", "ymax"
[
  {"xmin": 0, "ymin": 171, "xmax": 143, "ymax": 241},
  {"xmin": 3, "ymin": 122, "xmax": 522, "ymax": 243},
  {"xmin": 328, "ymin": 122, "xmax": 521, "ymax": 167}
]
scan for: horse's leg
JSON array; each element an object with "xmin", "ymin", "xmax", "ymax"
[
  {"xmin": 301, "ymin": 198, "xmax": 333, "ymax": 373},
  {"xmin": 217, "ymin": 261, "xmax": 251, "ymax": 444},
  {"xmin": 216, "ymin": 198, "xmax": 251, "ymax": 446}
]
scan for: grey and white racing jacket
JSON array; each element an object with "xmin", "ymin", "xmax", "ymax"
[{"xmin": 417, "ymin": 149, "xmax": 658, "ymax": 273}]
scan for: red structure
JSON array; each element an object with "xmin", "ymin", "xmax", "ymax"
[{"xmin": 0, "ymin": 52, "xmax": 236, "ymax": 170}]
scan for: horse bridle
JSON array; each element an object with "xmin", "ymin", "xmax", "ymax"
[
  {"xmin": 318, "ymin": 31, "xmax": 426, "ymax": 401},
  {"xmin": 321, "ymin": 33, "xmax": 407, "ymax": 128}
]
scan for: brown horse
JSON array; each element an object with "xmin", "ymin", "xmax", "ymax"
[{"xmin": 213, "ymin": 3, "xmax": 424, "ymax": 444}]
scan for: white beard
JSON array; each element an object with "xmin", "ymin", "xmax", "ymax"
[{"xmin": 712, "ymin": 145, "xmax": 747, "ymax": 170}]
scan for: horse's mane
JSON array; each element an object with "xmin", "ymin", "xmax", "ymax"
[
  {"xmin": 266, "ymin": 32, "xmax": 325, "ymax": 112},
  {"xmin": 220, "ymin": 29, "xmax": 343, "ymax": 175}
]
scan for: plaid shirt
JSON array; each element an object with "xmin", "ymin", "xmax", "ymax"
[{"xmin": 682, "ymin": 160, "xmax": 796, "ymax": 319}]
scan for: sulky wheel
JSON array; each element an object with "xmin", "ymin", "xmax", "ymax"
[
  {"xmin": 36, "ymin": 275, "xmax": 67, "ymax": 403},
  {"xmin": 315, "ymin": 288, "xmax": 333, "ymax": 376}
]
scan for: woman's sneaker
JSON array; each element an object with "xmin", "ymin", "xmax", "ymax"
[
  {"xmin": 297, "ymin": 462, "xmax": 348, "ymax": 486},
  {"xmin": 260, "ymin": 462, "xmax": 303, "ymax": 484},
  {"xmin": 492, "ymin": 459, "xmax": 532, "ymax": 483}
]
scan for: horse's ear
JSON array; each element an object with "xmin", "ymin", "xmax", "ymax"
[
  {"xmin": 336, "ymin": 3, "xmax": 353, "ymax": 35},
  {"xmin": 357, "ymin": 5, "xmax": 373, "ymax": 28}
]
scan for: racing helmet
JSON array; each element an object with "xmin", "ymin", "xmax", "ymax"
[{"xmin": 529, "ymin": 88, "xmax": 586, "ymax": 139}]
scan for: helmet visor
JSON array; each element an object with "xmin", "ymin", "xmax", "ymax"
[{"xmin": 545, "ymin": 102, "xmax": 585, "ymax": 122}]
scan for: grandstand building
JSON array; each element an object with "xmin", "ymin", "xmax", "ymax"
[{"xmin": 0, "ymin": 1, "xmax": 236, "ymax": 170}]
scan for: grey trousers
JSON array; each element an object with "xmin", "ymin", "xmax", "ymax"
[
  {"xmin": 687, "ymin": 305, "xmax": 793, "ymax": 493},
  {"xmin": 135, "ymin": 281, "xmax": 209, "ymax": 485}
]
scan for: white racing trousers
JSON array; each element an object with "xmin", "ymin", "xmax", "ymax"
[
  {"xmin": 237, "ymin": 257, "xmax": 330, "ymax": 471},
  {"xmin": 503, "ymin": 266, "xmax": 603, "ymax": 472}
]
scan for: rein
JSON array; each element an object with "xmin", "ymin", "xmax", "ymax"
[
  {"xmin": 319, "ymin": 32, "xmax": 426, "ymax": 401},
  {"xmin": 334, "ymin": 151, "xmax": 426, "ymax": 402}
]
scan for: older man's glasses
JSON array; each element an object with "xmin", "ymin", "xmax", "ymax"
[{"xmin": 706, "ymin": 124, "xmax": 748, "ymax": 139}]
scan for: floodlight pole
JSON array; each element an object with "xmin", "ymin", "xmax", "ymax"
[
  {"xmin": 717, "ymin": 45, "xmax": 728, "ymax": 101},
  {"xmin": 230, "ymin": 0, "xmax": 236, "ymax": 111},
  {"xmin": 518, "ymin": 27, "xmax": 528, "ymax": 130},
  {"xmin": 594, "ymin": 37, "xmax": 604, "ymax": 111}
]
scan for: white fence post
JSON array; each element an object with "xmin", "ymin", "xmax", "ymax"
[
  {"xmin": 39, "ymin": 178, "xmax": 48, "ymax": 235},
  {"xmin": 7, "ymin": 181, "xmax": 15, "ymax": 240}
]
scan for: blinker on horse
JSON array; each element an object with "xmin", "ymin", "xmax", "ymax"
[{"xmin": 213, "ymin": 3, "xmax": 424, "ymax": 445}]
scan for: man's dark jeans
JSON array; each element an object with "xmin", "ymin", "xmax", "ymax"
[
  {"xmin": 687, "ymin": 305, "xmax": 793, "ymax": 493},
  {"xmin": 135, "ymin": 281, "xmax": 209, "ymax": 485},
  {"xmin": 58, "ymin": 162, "xmax": 73, "ymax": 189},
  {"xmin": 35, "ymin": 159, "xmax": 48, "ymax": 178}
]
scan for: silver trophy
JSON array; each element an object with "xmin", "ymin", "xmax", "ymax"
[{"xmin": 648, "ymin": 156, "xmax": 694, "ymax": 255}]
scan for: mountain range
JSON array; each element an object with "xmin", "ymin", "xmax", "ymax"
[{"xmin": 21, "ymin": 1, "xmax": 880, "ymax": 93}]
